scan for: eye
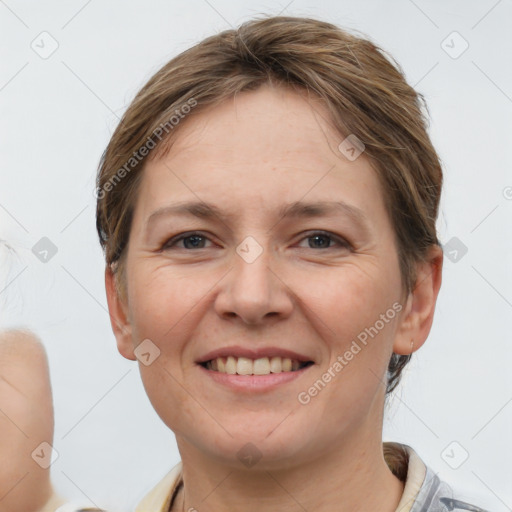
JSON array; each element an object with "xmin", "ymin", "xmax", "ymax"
[
  {"xmin": 297, "ymin": 231, "xmax": 351, "ymax": 250},
  {"xmin": 162, "ymin": 232, "xmax": 214, "ymax": 250},
  {"xmin": 161, "ymin": 230, "xmax": 351, "ymax": 251}
]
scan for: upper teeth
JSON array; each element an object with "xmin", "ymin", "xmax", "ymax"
[{"xmin": 205, "ymin": 356, "xmax": 304, "ymax": 375}]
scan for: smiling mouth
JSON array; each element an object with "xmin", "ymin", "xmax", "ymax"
[{"xmin": 200, "ymin": 356, "xmax": 314, "ymax": 375}]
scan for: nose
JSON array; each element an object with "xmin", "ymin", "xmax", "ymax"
[{"xmin": 214, "ymin": 239, "xmax": 294, "ymax": 326}]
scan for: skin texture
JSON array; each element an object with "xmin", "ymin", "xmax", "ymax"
[
  {"xmin": 0, "ymin": 330, "xmax": 54, "ymax": 512},
  {"xmin": 106, "ymin": 84, "xmax": 443, "ymax": 512}
]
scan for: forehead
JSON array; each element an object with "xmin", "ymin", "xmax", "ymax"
[
  {"xmin": 162, "ymin": 85, "xmax": 342, "ymax": 168},
  {"xmin": 134, "ymin": 85, "xmax": 389, "ymax": 230}
]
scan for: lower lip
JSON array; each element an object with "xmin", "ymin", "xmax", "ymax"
[{"xmin": 197, "ymin": 364, "xmax": 312, "ymax": 392}]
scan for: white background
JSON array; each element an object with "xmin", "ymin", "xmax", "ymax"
[{"xmin": 0, "ymin": 1, "xmax": 511, "ymax": 511}]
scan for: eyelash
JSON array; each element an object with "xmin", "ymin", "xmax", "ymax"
[{"xmin": 161, "ymin": 231, "xmax": 351, "ymax": 251}]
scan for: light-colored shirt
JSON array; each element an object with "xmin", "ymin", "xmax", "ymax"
[{"xmin": 39, "ymin": 489, "xmax": 67, "ymax": 512}]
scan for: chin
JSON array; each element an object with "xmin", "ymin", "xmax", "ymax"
[{"xmin": 180, "ymin": 415, "xmax": 318, "ymax": 470}]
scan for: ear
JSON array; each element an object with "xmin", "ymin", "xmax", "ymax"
[
  {"xmin": 105, "ymin": 266, "xmax": 136, "ymax": 361},
  {"xmin": 393, "ymin": 244, "xmax": 443, "ymax": 355}
]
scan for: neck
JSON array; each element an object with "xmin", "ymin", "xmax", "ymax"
[{"xmin": 174, "ymin": 429, "xmax": 405, "ymax": 512}]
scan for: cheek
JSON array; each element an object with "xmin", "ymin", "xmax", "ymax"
[
  {"xmin": 293, "ymin": 261, "xmax": 398, "ymax": 344},
  {"xmin": 128, "ymin": 265, "xmax": 207, "ymax": 431},
  {"xmin": 126, "ymin": 262, "xmax": 220, "ymax": 370},
  {"xmin": 293, "ymin": 267, "xmax": 399, "ymax": 429},
  {"xmin": 127, "ymin": 263, "xmax": 191, "ymax": 338},
  {"xmin": 292, "ymin": 260, "xmax": 401, "ymax": 406}
]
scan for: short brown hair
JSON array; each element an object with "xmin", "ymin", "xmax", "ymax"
[{"xmin": 96, "ymin": 15, "xmax": 443, "ymax": 395}]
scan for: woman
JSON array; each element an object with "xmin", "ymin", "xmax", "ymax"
[
  {"xmin": 3, "ymin": 14, "xmax": 489, "ymax": 512},
  {"xmin": 95, "ymin": 14, "xmax": 489, "ymax": 512}
]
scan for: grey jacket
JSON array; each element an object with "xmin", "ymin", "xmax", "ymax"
[{"xmin": 412, "ymin": 465, "xmax": 491, "ymax": 512}]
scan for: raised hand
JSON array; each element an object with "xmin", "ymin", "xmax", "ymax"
[{"xmin": 0, "ymin": 329, "xmax": 58, "ymax": 512}]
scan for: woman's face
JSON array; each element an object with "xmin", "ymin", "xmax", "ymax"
[{"xmin": 109, "ymin": 85, "xmax": 418, "ymax": 468}]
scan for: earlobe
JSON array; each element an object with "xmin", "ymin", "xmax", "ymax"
[
  {"xmin": 393, "ymin": 245, "xmax": 443, "ymax": 355},
  {"xmin": 105, "ymin": 266, "xmax": 136, "ymax": 361}
]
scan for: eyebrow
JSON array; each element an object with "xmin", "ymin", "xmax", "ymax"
[{"xmin": 146, "ymin": 200, "xmax": 371, "ymax": 233}]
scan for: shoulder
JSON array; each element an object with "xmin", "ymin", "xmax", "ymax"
[
  {"xmin": 404, "ymin": 446, "xmax": 492, "ymax": 512},
  {"xmin": 135, "ymin": 461, "xmax": 183, "ymax": 512}
]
